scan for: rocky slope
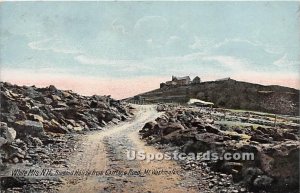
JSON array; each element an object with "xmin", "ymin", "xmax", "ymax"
[
  {"xmin": 131, "ymin": 79, "xmax": 299, "ymax": 115},
  {"xmin": 140, "ymin": 104, "xmax": 299, "ymax": 193},
  {"xmin": 0, "ymin": 82, "xmax": 132, "ymax": 191}
]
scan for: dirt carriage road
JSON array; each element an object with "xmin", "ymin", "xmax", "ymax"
[{"xmin": 59, "ymin": 105, "xmax": 198, "ymax": 193}]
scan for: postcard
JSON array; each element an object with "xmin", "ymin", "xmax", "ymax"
[{"xmin": 0, "ymin": 1, "xmax": 299, "ymax": 193}]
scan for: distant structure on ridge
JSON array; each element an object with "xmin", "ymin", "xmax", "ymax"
[
  {"xmin": 160, "ymin": 75, "xmax": 232, "ymax": 88},
  {"xmin": 160, "ymin": 75, "xmax": 201, "ymax": 88}
]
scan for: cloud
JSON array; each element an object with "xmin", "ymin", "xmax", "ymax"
[
  {"xmin": 213, "ymin": 38, "xmax": 258, "ymax": 49},
  {"xmin": 189, "ymin": 36, "xmax": 214, "ymax": 50},
  {"xmin": 74, "ymin": 53, "xmax": 207, "ymax": 75},
  {"xmin": 134, "ymin": 16, "xmax": 168, "ymax": 31},
  {"xmin": 212, "ymin": 38, "xmax": 282, "ymax": 55},
  {"xmin": 28, "ymin": 38, "xmax": 82, "ymax": 54},
  {"xmin": 202, "ymin": 55, "xmax": 249, "ymax": 70},
  {"xmin": 149, "ymin": 52, "xmax": 249, "ymax": 72},
  {"xmin": 273, "ymin": 54, "xmax": 300, "ymax": 67},
  {"xmin": 111, "ymin": 19, "xmax": 127, "ymax": 34},
  {"xmin": 166, "ymin": 36, "xmax": 181, "ymax": 45},
  {"xmin": 74, "ymin": 54, "xmax": 153, "ymax": 72},
  {"xmin": 149, "ymin": 52, "xmax": 205, "ymax": 65},
  {"xmin": 75, "ymin": 55, "xmax": 132, "ymax": 66},
  {"xmin": 76, "ymin": 51, "xmax": 250, "ymax": 74},
  {"xmin": 133, "ymin": 16, "xmax": 169, "ymax": 40},
  {"xmin": 208, "ymin": 38, "xmax": 285, "ymax": 71}
]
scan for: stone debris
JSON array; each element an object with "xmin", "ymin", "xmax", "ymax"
[
  {"xmin": 140, "ymin": 104, "xmax": 299, "ymax": 193},
  {"xmin": 0, "ymin": 82, "xmax": 132, "ymax": 192}
]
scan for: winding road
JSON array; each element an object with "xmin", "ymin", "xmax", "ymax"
[{"xmin": 59, "ymin": 105, "xmax": 198, "ymax": 193}]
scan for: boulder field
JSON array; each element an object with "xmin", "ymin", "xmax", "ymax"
[
  {"xmin": 0, "ymin": 82, "xmax": 131, "ymax": 168},
  {"xmin": 140, "ymin": 104, "xmax": 299, "ymax": 193}
]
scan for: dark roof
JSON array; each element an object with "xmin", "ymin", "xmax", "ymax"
[{"xmin": 173, "ymin": 76, "xmax": 190, "ymax": 80}]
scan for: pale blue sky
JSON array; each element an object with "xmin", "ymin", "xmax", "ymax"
[{"xmin": 0, "ymin": 2, "xmax": 299, "ymax": 97}]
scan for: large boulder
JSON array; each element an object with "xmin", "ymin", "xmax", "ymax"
[
  {"xmin": 2, "ymin": 145, "xmax": 26, "ymax": 163},
  {"xmin": 0, "ymin": 137, "xmax": 7, "ymax": 147},
  {"xmin": 6, "ymin": 127, "xmax": 16, "ymax": 143},
  {"xmin": 258, "ymin": 141, "xmax": 299, "ymax": 190},
  {"xmin": 43, "ymin": 119, "xmax": 68, "ymax": 134},
  {"xmin": 161, "ymin": 123, "xmax": 185, "ymax": 136},
  {"xmin": 140, "ymin": 122, "xmax": 156, "ymax": 133},
  {"xmin": 28, "ymin": 114, "xmax": 44, "ymax": 123},
  {"xmin": 13, "ymin": 120, "xmax": 45, "ymax": 138},
  {"xmin": 0, "ymin": 122, "xmax": 16, "ymax": 143},
  {"xmin": 182, "ymin": 133, "xmax": 225, "ymax": 153},
  {"xmin": 216, "ymin": 141, "xmax": 300, "ymax": 192},
  {"xmin": 140, "ymin": 122, "xmax": 159, "ymax": 139},
  {"xmin": 205, "ymin": 124, "xmax": 221, "ymax": 134}
]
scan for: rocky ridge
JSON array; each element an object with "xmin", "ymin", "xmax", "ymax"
[
  {"xmin": 0, "ymin": 82, "xmax": 132, "ymax": 192},
  {"xmin": 132, "ymin": 79, "xmax": 299, "ymax": 115}
]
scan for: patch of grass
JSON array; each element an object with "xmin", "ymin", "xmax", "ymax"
[
  {"xmin": 223, "ymin": 108, "xmax": 300, "ymax": 123},
  {"xmin": 215, "ymin": 120, "xmax": 268, "ymax": 130},
  {"xmin": 222, "ymin": 131, "xmax": 251, "ymax": 140}
]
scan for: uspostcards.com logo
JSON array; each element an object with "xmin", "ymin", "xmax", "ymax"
[{"xmin": 126, "ymin": 149, "xmax": 254, "ymax": 163}]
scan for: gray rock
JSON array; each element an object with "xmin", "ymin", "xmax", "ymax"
[
  {"xmin": 31, "ymin": 137, "xmax": 43, "ymax": 147},
  {"xmin": 0, "ymin": 137, "xmax": 8, "ymax": 147},
  {"xmin": 6, "ymin": 127, "xmax": 16, "ymax": 143},
  {"xmin": 0, "ymin": 122, "xmax": 16, "ymax": 143},
  {"xmin": 253, "ymin": 175, "xmax": 273, "ymax": 188},
  {"xmin": 205, "ymin": 124, "xmax": 221, "ymax": 134},
  {"xmin": 12, "ymin": 157, "xmax": 19, "ymax": 163},
  {"xmin": 14, "ymin": 120, "xmax": 45, "ymax": 138}
]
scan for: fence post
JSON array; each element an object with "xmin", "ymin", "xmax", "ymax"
[
  {"xmin": 210, "ymin": 105, "xmax": 212, "ymax": 119},
  {"xmin": 247, "ymin": 112, "xmax": 250, "ymax": 123}
]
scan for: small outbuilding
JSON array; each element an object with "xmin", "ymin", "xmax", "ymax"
[{"xmin": 192, "ymin": 76, "xmax": 201, "ymax": 84}]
